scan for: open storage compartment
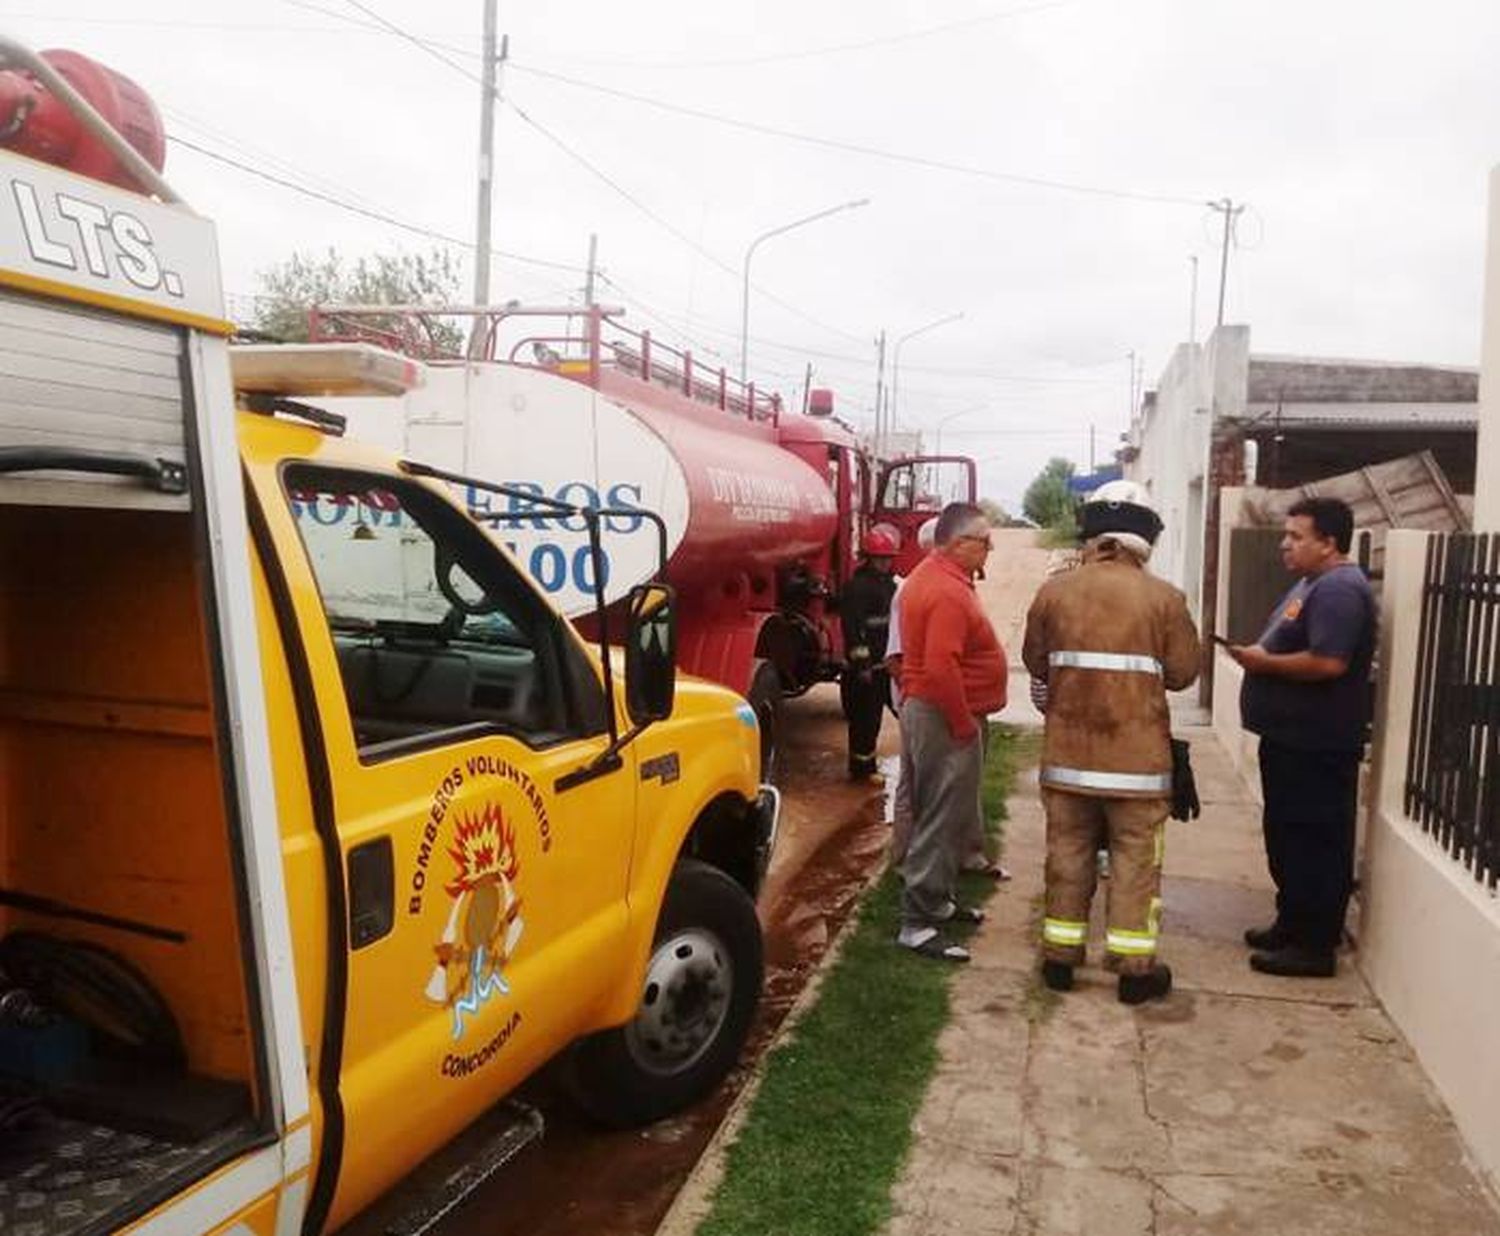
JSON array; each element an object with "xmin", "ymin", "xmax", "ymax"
[{"xmin": 0, "ymin": 293, "xmax": 263, "ymax": 1234}]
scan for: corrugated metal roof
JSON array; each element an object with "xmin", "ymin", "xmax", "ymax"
[
  {"xmin": 1250, "ymin": 352, "xmax": 1476, "ymax": 374},
  {"xmin": 1236, "ymin": 401, "xmax": 1478, "ymax": 430}
]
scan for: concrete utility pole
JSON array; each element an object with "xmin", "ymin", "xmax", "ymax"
[
  {"xmin": 472, "ymin": 2, "xmax": 501, "ymax": 307},
  {"xmin": 873, "ymin": 330, "xmax": 887, "ymax": 455},
  {"xmin": 1188, "ymin": 254, "xmax": 1199, "ymax": 344},
  {"xmin": 1207, "ymin": 197, "xmax": 1244, "ymax": 329},
  {"xmin": 584, "ymin": 232, "xmax": 598, "ymax": 306}
]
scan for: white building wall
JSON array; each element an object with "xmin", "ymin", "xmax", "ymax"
[
  {"xmin": 1476, "ymin": 165, "xmax": 1500, "ymax": 532},
  {"xmin": 1124, "ymin": 325, "xmax": 1249, "ymax": 616},
  {"xmin": 1360, "ymin": 531, "xmax": 1500, "ymax": 1195}
]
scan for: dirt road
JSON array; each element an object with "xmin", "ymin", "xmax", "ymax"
[{"xmin": 976, "ymin": 527, "xmax": 1060, "ymax": 657}]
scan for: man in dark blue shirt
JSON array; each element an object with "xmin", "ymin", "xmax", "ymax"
[{"xmin": 1229, "ymin": 497, "xmax": 1375, "ymax": 978}]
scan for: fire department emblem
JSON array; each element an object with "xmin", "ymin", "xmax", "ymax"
[{"xmin": 423, "ymin": 802, "xmax": 524, "ymax": 1040}]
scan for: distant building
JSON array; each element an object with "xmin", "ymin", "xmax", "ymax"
[{"xmin": 1121, "ymin": 325, "xmax": 1478, "ymax": 637}]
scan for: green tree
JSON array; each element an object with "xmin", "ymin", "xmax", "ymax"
[
  {"xmin": 1022, "ymin": 457, "xmax": 1077, "ymax": 528},
  {"xmin": 249, "ymin": 247, "xmax": 466, "ymax": 354}
]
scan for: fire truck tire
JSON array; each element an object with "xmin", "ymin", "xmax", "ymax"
[
  {"xmin": 568, "ymin": 859, "xmax": 763, "ymax": 1128},
  {"xmin": 745, "ymin": 659, "xmax": 782, "ymax": 783}
]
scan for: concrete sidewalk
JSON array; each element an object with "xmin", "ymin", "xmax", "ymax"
[{"xmin": 885, "ymin": 728, "xmax": 1500, "ymax": 1235}]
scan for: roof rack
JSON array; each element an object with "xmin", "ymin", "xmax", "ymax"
[{"xmin": 309, "ymin": 303, "xmax": 783, "ymax": 424}]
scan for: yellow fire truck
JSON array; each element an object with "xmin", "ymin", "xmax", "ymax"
[{"xmin": 0, "ymin": 36, "xmax": 777, "ymax": 1235}]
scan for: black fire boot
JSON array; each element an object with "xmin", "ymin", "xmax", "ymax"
[
  {"xmin": 1249, "ymin": 946, "xmax": 1336, "ymax": 978},
  {"xmin": 1118, "ymin": 964, "xmax": 1173, "ymax": 1005},
  {"xmin": 1041, "ymin": 961, "xmax": 1074, "ymax": 992},
  {"xmin": 1243, "ymin": 922, "xmax": 1293, "ymax": 950}
]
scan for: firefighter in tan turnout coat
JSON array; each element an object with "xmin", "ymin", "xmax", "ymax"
[{"xmin": 1022, "ymin": 482, "xmax": 1200, "ymax": 1004}]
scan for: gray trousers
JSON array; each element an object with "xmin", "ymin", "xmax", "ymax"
[
  {"xmin": 900, "ymin": 698, "xmax": 983, "ymax": 929},
  {"xmin": 893, "ymin": 714, "xmax": 988, "ymax": 868}
]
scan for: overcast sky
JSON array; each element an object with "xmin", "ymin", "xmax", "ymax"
[{"xmin": 8, "ymin": 0, "xmax": 1498, "ymax": 511}]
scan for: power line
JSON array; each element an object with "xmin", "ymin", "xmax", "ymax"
[
  {"xmin": 503, "ymin": 98, "xmax": 869, "ymax": 344},
  {"xmin": 945, "ymin": 426, "xmax": 1106, "ymax": 436},
  {"xmin": 581, "ymin": 292, "xmax": 1117, "ymax": 385},
  {"xmin": 339, "ymin": 0, "xmax": 486, "ymax": 82},
  {"xmin": 547, "ymin": 0, "xmax": 1085, "ymax": 70},
  {"xmin": 0, "ymin": 11, "xmax": 355, "ymax": 32},
  {"xmin": 594, "ymin": 274, "xmax": 728, "ymax": 361},
  {"xmin": 161, "ymin": 104, "xmax": 392, "ymax": 219},
  {"xmin": 164, "ymin": 134, "xmax": 584, "ymax": 275},
  {"xmin": 336, "ymin": 2, "xmax": 870, "ymax": 346},
  {"xmin": 597, "ymin": 273, "xmax": 807, "ymax": 388},
  {"xmin": 508, "ymin": 62, "xmax": 1209, "ymax": 209},
  {"xmin": 280, "ymin": 0, "xmax": 477, "ymax": 53}
]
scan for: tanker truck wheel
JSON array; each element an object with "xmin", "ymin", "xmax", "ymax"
[
  {"xmin": 566, "ymin": 859, "xmax": 763, "ymax": 1128},
  {"xmin": 745, "ymin": 659, "xmax": 783, "ymax": 783}
]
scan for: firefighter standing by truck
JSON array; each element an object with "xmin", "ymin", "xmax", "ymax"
[
  {"xmin": 841, "ymin": 526, "xmax": 899, "ymax": 779},
  {"xmin": 1022, "ymin": 482, "xmax": 1200, "ymax": 1004}
]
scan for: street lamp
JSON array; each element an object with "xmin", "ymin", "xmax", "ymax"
[
  {"xmin": 739, "ymin": 198, "xmax": 870, "ymax": 383},
  {"xmin": 933, "ymin": 402, "xmax": 989, "ymax": 456},
  {"xmin": 889, "ymin": 311, "xmax": 963, "ymax": 454}
]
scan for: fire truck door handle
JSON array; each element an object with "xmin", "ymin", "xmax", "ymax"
[
  {"xmin": 0, "ymin": 445, "xmax": 189, "ymax": 494},
  {"xmin": 347, "ymin": 837, "xmax": 395, "ymax": 949}
]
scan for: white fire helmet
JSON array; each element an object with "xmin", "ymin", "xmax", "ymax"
[{"xmin": 1080, "ymin": 479, "xmax": 1163, "ymax": 546}]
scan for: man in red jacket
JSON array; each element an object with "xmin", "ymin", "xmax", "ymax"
[{"xmin": 897, "ymin": 502, "xmax": 1009, "ymax": 961}]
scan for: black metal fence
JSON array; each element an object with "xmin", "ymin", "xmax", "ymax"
[{"xmin": 1405, "ymin": 533, "xmax": 1500, "ymax": 890}]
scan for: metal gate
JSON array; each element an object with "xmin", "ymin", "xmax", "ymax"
[{"xmin": 1405, "ymin": 532, "xmax": 1500, "ymax": 889}]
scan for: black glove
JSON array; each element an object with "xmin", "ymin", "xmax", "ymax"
[{"xmin": 1170, "ymin": 738, "xmax": 1200, "ymax": 822}]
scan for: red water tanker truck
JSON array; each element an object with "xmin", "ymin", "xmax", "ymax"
[{"xmin": 296, "ymin": 304, "xmax": 977, "ymax": 771}]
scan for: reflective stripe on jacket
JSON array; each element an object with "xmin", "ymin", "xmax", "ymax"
[{"xmin": 1021, "ymin": 549, "xmax": 1200, "ymax": 798}]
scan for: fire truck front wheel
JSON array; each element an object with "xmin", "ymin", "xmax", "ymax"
[
  {"xmin": 746, "ymin": 659, "xmax": 782, "ymax": 783},
  {"xmin": 568, "ymin": 859, "xmax": 763, "ymax": 1128}
]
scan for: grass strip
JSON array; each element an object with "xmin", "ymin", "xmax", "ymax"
[{"xmin": 697, "ymin": 723, "xmax": 1037, "ymax": 1236}]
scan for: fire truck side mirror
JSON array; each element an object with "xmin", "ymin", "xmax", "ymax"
[{"xmin": 625, "ymin": 582, "xmax": 677, "ymax": 725}]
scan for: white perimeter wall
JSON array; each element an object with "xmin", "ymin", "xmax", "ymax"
[
  {"xmin": 1128, "ymin": 326, "xmax": 1249, "ymax": 618},
  {"xmin": 1360, "ymin": 530, "xmax": 1500, "ymax": 1193}
]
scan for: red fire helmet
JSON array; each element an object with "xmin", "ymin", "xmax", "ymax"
[{"xmin": 861, "ymin": 525, "xmax": 899, "ymax": 557}]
